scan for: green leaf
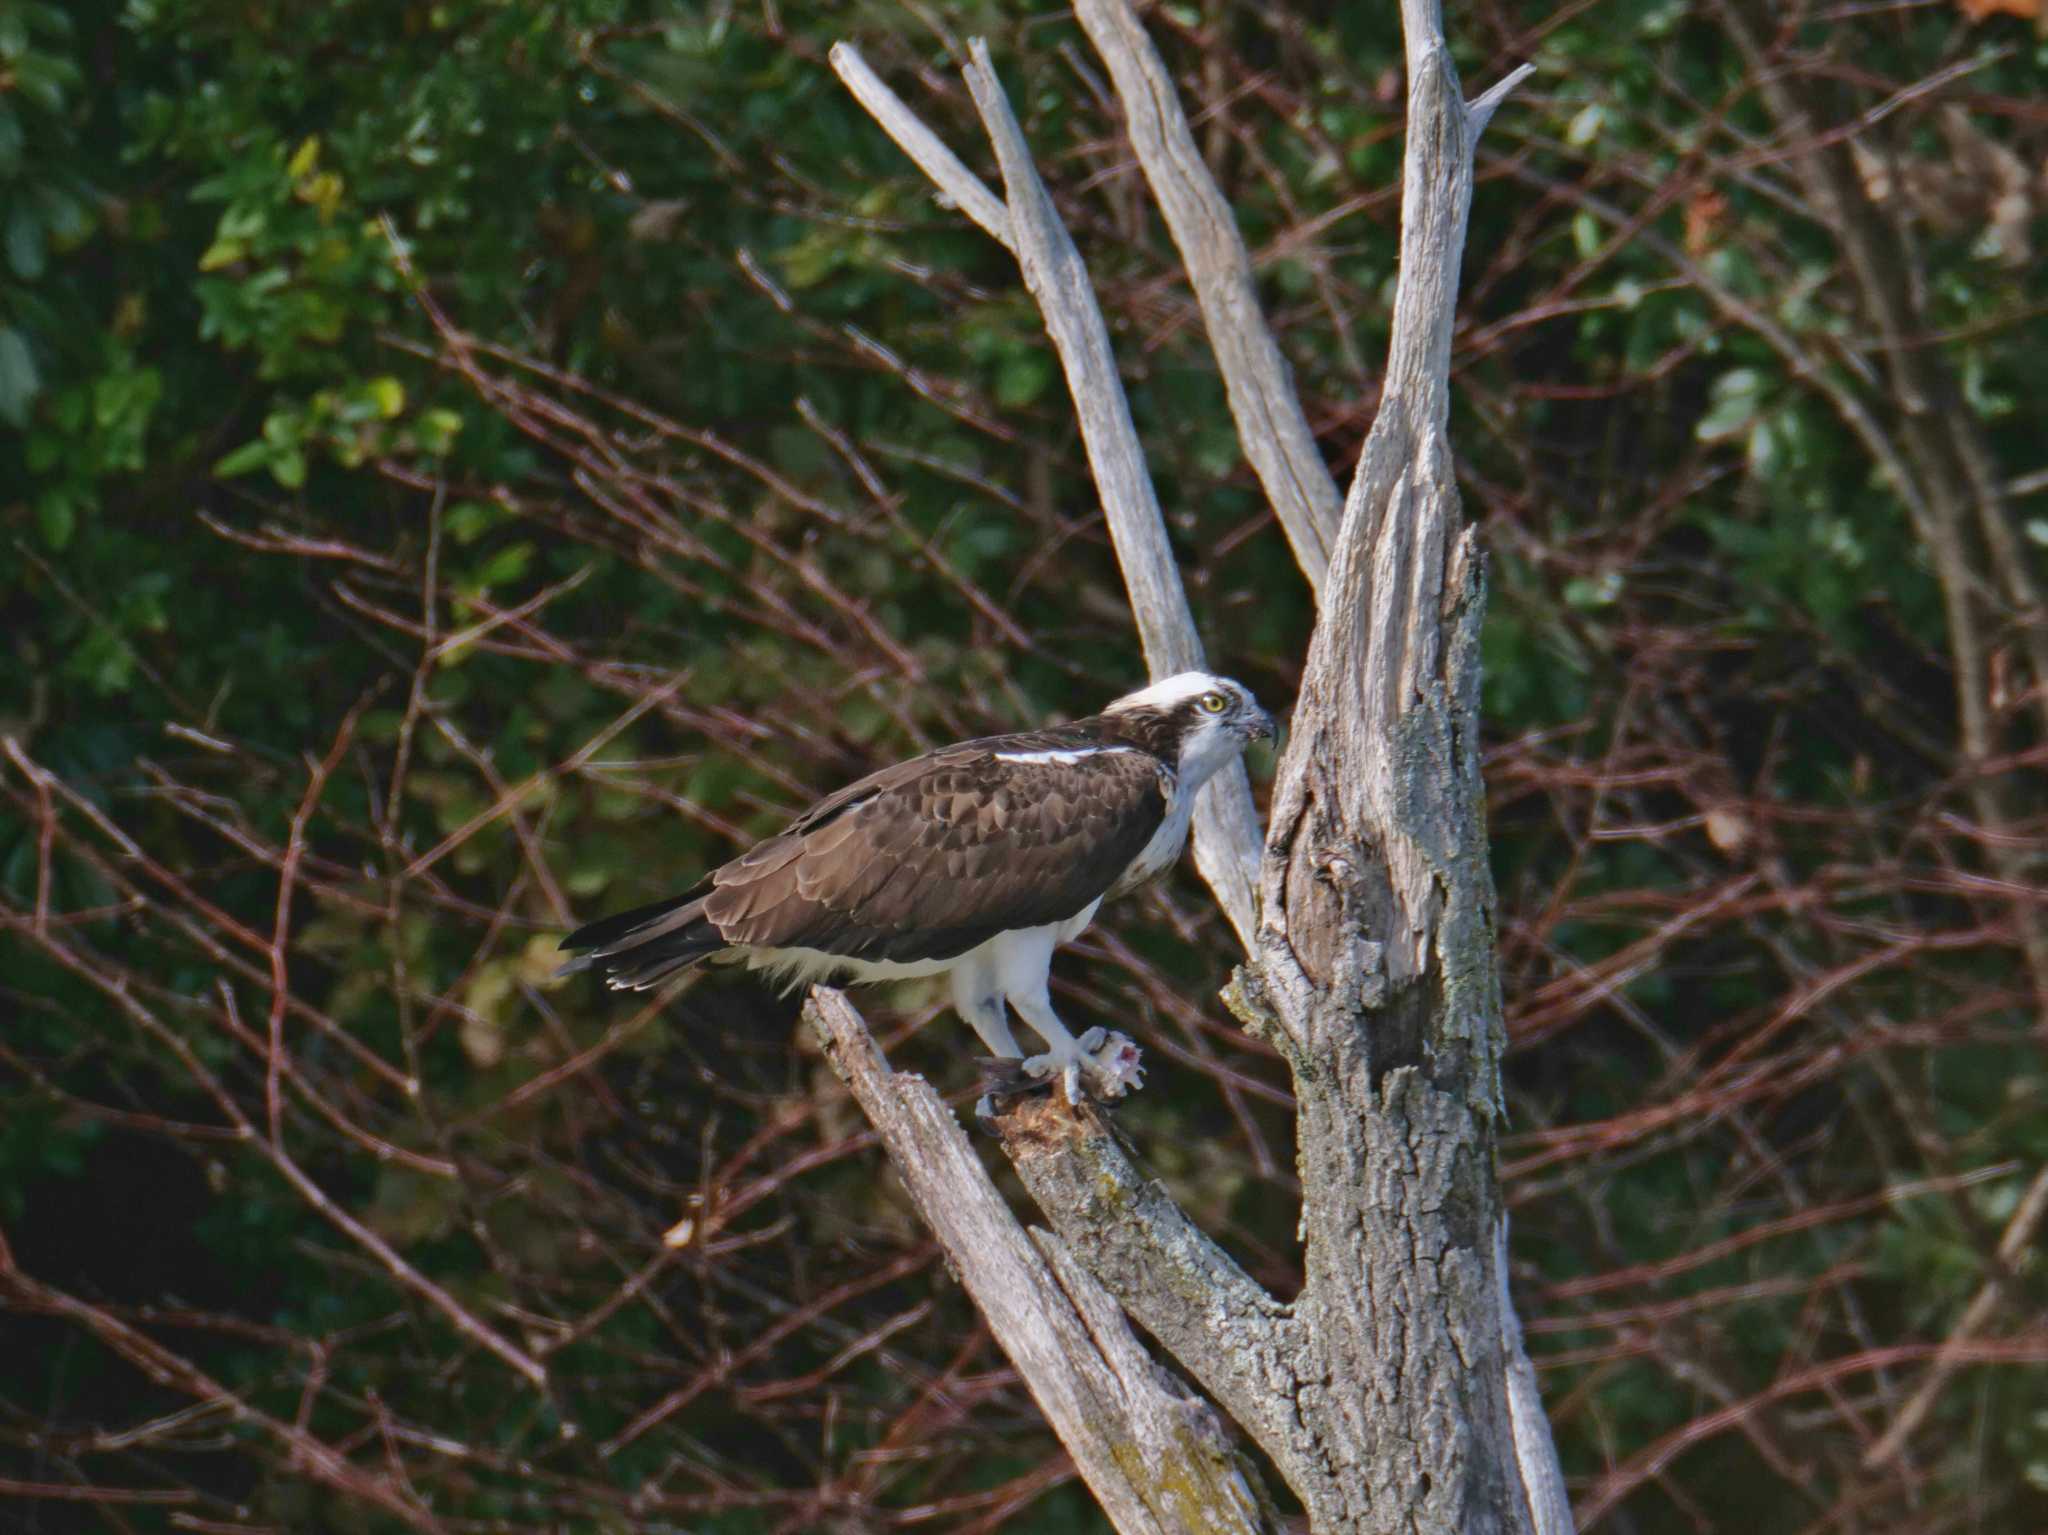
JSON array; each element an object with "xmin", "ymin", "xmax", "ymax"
[
  {"xmin": 1696, "ymin": 368, "xmax": 1764, "ymax": 442},
  {"xmin": 415, "ymin": 408, "xmax": 464, "ymax": 455},
  {"xmin": 995, "ymin": 352, "xmax": 1051, "ymax": 408},
  {"xmin": 0, "ymin": 327, "xmax": 39, "ymax": 426},
  {"xmin": 1571, "ymin": 210, "xmax": 1602, "ymax": 258},
  {"xmin": 214, "ymin": 438, "xmax": 273, "ymax": 477},
  {"xmin": 471, "ymin": 541, "xmax": 533, "ymax": 589},
  {"xmin": 445, "ymin": 500, "xmax": 497, "ymax": 543},
  {"xmin": 365, "ymin": 375, "xmax": 404, "ymax": 418},
  {"xmin": 5, "ymin": 206, "xmax": 45, "ymax": 278},
  {"xmin": 38, "ymin": 185, "xmax": 91, "ymax": 245},
  {"xmin": 10, "ymin": 52, "xmax": 74, "ymax": 113},
  {"xmin": 197, "ymin": 236, "xmax": 246, "ymax": 271},
  {"xmin": 1565, "ymin": 103, "xmax": 1607, "ymax": 147},
  {"xmin": 1564, "ymin": 571, "xmax": 1622, "ymax": 609},
  {"xmin": 36, "ymin": 493, "xmax": 75, "ymax": 551}
]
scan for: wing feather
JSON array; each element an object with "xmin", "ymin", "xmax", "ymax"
[{"xmin": 702, "ymin": 737, "xmax": 1167, "ymax": 964}]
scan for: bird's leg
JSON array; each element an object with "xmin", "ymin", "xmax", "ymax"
[
  {"xmin": 956, "ymin": 993, "xmax": 1022, "ymax": 1059},
  {"xmin": 968, "ymin": 1003, "xmax": 1028, "ymax": 1122},
  {"xmin": 951, "ymin": 970, "xmax": 1029, "ymax": 1123},
  {"xmin": 979, "ymin": 935, "xmax": 1142, "ymax": 1108}
]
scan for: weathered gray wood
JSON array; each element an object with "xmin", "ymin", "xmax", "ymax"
[
  {"xmin": 828, "ymin": 8, "xmax": 1567, "ymax": 1531},
  {"xmin": 996, "ymin": 1096, "xmax": 1307, "ymax": 1487},
  {"xmin": 1501, "ymin": 1217, "xmax": 1577, "ymax": 1535},
  {"xmin": 1244, "ymin": 0, "xmax": 1549, "ymax": 1522},
  {"xmin": 803, "ymin": 989, "xmax": 1275, "ymax": 1535},
  {"xmin": 1071, "ymin": 0, "xmax": 1340, "ymax": 596},
  {"xmin": 827, "ymin": 44, "xmax": 1014, "ymax": 252}
]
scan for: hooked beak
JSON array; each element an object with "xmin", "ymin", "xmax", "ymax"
[{"xmin": 1244, "ymin": 708, "xmax": 1276, "ymax": 744}]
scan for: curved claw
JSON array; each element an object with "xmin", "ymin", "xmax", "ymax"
[
  {"xmin": 1020, "ymin": 1043, "xmax": 1088, "ymax": 1104},
  {"xmin": 1014, "ymin": 1031, "xmax": 1147, "ymax": 1106}
]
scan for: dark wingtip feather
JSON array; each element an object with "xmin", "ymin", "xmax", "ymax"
[
  {"xmin": 557, "ymin": 886, "xmax": 722, "ymax": 989},
  {"xmin": 559, "ymin": 892, "xmax": 683, "ymax": 957}
]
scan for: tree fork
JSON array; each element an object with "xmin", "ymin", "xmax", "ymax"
[{"xmin": 821, "ymin": 2, "xmax": 1567, "ymax": 1530}]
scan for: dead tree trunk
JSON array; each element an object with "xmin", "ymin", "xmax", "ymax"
[{"xmin": 817, "ymin": 2, "xmax": 1570, "ymax": 1531}]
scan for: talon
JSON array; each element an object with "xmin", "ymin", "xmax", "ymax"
[
  {"xmin": 974, "ymin": 1094, "xmax": 1000, "ymax": 1132},
  {"xmin": 1017, "ymin": 1032, "xmax": 1144, "ymax": 1106}
]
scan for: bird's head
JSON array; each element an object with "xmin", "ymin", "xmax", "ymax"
[{"xmin": 1102, "ymin": 671, "xmax": 1276, "ymax": 789}]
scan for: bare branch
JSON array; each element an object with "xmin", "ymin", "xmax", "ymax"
[
  {"xmin": 1466, "ymin": 62, "xmax": 1537, "ymax": 140},
  {"xmin": 1244, "ymin": 0, "xmax": 1547, "ymax": 1526},
  {"xmin": 1498, "ymin": 1219, "xmax": 1574, "ymax": 1535},
  {"xmin": 959, "ymin": 38, "xmax": 1199, "ymax": 675},
  {"xmin": 958, "ymin": 38, "xmax": 1263, "ymax": 944},
  {"xmin": 827, "ymin": 44, "xmax": 1014, "ymax": 250},
  {"xmin": 835, "ymin": 14, "xmax": 1561, "ymax": 1532},
  {"xmin": 0, "ymin": 1264, "xmax": 451, "ymax": 1532},
  {"xmin": 830, "ymin": 39, "xmax": 1265, "ymax": 941},
  {"xmin": 1863, "ymin": 1159, "xmax": 2048, "ymax": 1467},
  {"xmin": 1071, "ymin": 0, "xmax": 1340, "ymax": 595}
]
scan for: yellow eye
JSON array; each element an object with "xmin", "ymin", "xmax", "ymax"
[{"xmin": 1199, "ymin": 692, "xmax": 1227, "ymax": 714}]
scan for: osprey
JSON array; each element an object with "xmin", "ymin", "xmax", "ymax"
[{"xmin": 559, "ymin": 672, "xmax": 1273, "ymax": 1106}]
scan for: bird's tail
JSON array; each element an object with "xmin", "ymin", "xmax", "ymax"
[{"xmin": 557, "ymin": 887, "xmax": 725, "ymax": 991}]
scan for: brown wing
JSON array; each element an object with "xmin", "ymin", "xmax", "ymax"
[{"xmin": 701, "ymin": 736, "xmax": 1169, "ymax": 965}]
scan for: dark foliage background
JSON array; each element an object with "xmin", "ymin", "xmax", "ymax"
[{"xmin": 3, "ymin": 0, "xmax": 2045, "ymax": 1529}]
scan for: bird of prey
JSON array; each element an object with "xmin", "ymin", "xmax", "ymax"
[{"xmin": 559, "ymin": 671, "xmax": 1274, "ymax": 1106}]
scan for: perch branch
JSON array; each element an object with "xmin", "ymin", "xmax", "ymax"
[
  {"xmin": 995, "ymin": 1097, "xmax": 1309, "ymax": 1489},
  {"xmin": 833, "ymin": 14, "xmax": 1564, "ymax": 1532},
  {"xmin": 804, "ymin": 988, "xmax": 1276, "ymax": 1535}
]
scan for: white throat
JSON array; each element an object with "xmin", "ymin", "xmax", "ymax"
[{"xmin": 1172, "ymin": 723, "xmax": 1244, "ymax": 797}]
